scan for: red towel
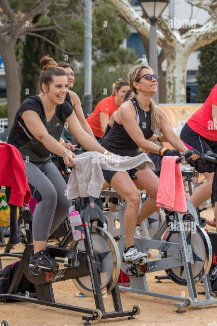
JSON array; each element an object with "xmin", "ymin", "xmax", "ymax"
[
  {"xmin": 0, "ymin": 143, "xmax": 31, "ymax": 207},
  {"xmin": 156, "ymin": 156, "xmax": 187, "ymax": 213}
]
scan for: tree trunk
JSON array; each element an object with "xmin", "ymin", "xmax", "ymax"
[
  {"xmin": 0, "ymin": 36, "xmax": 20, "ymax": 130},
  {"xmin": 165, "ymin": 46, "xmax": 188, "ymax": 103}
]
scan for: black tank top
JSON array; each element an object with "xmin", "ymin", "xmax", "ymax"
[
  {"xmin": 65, "ymin": 92, "xmax": 73, "ymax": 107},
  {"xmin": 101, "ymin": 97, "xmax": 154, "ymax": 156}
]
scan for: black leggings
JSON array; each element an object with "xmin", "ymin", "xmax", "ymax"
[
  {"xmin": 180, "ymin": 123, "xmax": 217, "ymax": 201},
  {"xmin": 180, "ymin": 124, "xmax": 217, "ymax": 154}
]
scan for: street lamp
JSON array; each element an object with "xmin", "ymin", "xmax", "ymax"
[
  {"xmin": 84, "ymin": 0, "xmax": 93, "ymax": 117},
  {"xmin": 138, "ymin": 0, "xmax": 169, "ymax": 103}
]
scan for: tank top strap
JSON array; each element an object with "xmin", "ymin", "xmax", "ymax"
[
  {"xmin": 65, "ymin": 92, "xmax": 73, "ymax": 107},
  {"xmin": 131, "ymin": 97, "xmax": 140, "ymax": 124}
]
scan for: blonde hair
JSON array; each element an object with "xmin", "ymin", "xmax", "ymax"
[
  {"xmin": 128, "ymin": 65, "xmax": 161, "ymax": 131},
  {"xmin": 38, "ymin": 55, "xmax": 66, "ymax": 92}
]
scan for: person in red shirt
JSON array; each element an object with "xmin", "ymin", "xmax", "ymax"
[
  {"xmin": 180, "ymin": 84, "xmax": 217, "ymax": 229},
  {"xmin": 86, "ymin": 79, "xmax": 130, "ymax": 139}
]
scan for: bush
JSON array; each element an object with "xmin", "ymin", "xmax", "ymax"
[{"xmin": 0, "ymin": 105, "xmax": 7, "ymax": 118}]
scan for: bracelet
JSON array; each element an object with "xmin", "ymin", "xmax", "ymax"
[
  {"xmin": 63, "ymin": 149, "xmax": 70, "ymax": 158},
  {"xmin": 158, "ymin": 146, "xmax": 163, "ymax": 154},
  {"xmin": 104, "ymin": 150, "xmax": 109, "ymax": 155},
  {"xmin": 159, "ymin": 147, "xmax": 167, "ymax": 156}
]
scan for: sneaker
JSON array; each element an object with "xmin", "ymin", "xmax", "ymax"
[
  {"xmin": 29, "ymin": 250, "xmax": 59, "ymax": 272},
  {"xmin": 123, "ymin": 246, "xmax": 147, "ymax": 263}
]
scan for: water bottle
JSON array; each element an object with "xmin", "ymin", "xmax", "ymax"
[{"xmin": 69, "ymin": 209, "xmax": 85, "ymax": 241}]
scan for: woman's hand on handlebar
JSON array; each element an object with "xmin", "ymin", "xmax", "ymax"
[
  {"xmin": 63, "ymin": 150, "xmax": 76, "ymax": 167},
  {"xmin": 189, "ymin": 149, "xmax": 200, "ymax": 161}
]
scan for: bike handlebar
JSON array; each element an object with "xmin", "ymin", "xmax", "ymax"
[
  {"xmin": 202, "ymin": 152, "xmax": 217, "ymax": 164},
  {"xmin": 176, "ymin": 150, "xmax": 194, "ymax": 164}
]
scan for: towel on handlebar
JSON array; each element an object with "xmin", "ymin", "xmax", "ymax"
[
  {"xmin": 67, "ymin": 151, "xmax": 154, "ymax": 199},
  {"xmin": 156, "ymin": 156, "xmax": 187, "ymax": 213}
]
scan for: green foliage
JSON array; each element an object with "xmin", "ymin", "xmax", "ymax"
[
  {"xmin": 197, "ymin": 40, "xmax": 217, "ymax": 102},
  {"xmin": 0, "ymin": 105, "xmax": 8, "ymax": 118},
  {"xmin": 75, "ymin": 63, "xmax": 134, "ymax": 109},
  {"xmin": 9, "ymin": 0, "xmax": 41, "ymax": 10},
  {"xmin": 92, "ymin": 0, "xmax": 130, "ymax": 54},
  {"xmin": 21, "ymin": 28, "xmax": 62, "ymax": 101},
  {"xmin": 20, "ymin": 0, "xmax": 138, "ymax": 110},
  {"xmin": 37, "ymin": 15, "xmax": 52, "ymax": 26}
]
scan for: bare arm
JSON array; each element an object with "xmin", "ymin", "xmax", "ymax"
[
  {"xmin": 69, "ymin": 91, "xmax": 95, "ymax": 137},
  {"xmin": 117, "ymin": 102, "xmax": 162, "ymax": 154},
  {"xmin": 66, "ymin": 111, "xmax": 106, "ymax": 153},
  {"xmin": 109, "ymin": 111, "xmax": 116, "ymax": 127},
  {"xmin": 158, "ymin": 107, "xmax": 188, "ymax": 152},
  {"xmin": 100, "ymin": 112, "xmax": 109, "ymax": 134},
  {"xmin": 148, "ymin": 133, "xmax": 167, "ymax": 142},
  {"xmin": 212, "ymin": 104, "xmax": 217, "ymax": 126},
  {"xmin": 21, "ymin": 111, "xmax": 76, "ymax": 166}
]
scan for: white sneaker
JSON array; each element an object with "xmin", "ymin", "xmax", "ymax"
[{"xmin": 123, "ymin": 246, "xmax": 147, "ymax": 263}]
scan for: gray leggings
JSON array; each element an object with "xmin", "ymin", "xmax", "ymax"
[{"xmin": 25, "ymin": 160, "xmax": 71, "ymax": 241}]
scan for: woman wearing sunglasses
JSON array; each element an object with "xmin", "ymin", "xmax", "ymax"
[{"xmin": 101, "ymin": 64, "xmax": 197, "ymax": 263}]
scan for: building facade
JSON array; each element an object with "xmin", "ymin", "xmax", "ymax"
[{"xmin": 127, "ymin": 0, "xmax": 209, "ymax": 103}]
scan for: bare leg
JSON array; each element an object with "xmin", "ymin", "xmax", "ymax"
[
  {"xmin": 133, "ymin": 170, "xmax": 159, "ymax": 225},
  {"xmin": 110, "ymin": 171, "xmax": 140, "ymax": 248},
  {"xmin": 110, "ymin": 170, "xmax": 159, "ymax": 248},
  {"xmin": 189, "ymin": 172, "xmax": 213, "ymax": 209},
  {"xmin": 33, "ymin": 240, "xmax": 46, "ymax": 254}
]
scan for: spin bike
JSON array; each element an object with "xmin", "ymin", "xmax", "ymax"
[
  {"xmin": 104, "ymin": 151, "xmax": 217, "ymax": 311},
  {"xmin": 0, "ymin": 197, "xmax": 140, "ymax": 325}
]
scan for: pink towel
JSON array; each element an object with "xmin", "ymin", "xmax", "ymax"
[{"xmin": 156, "ymin": 156, "xmax": 187, "ymax": 213}]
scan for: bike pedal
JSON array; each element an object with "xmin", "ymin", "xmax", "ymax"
[{"xmin": 29, "ymin": 264, "xmax": 58, "ymax": 275}]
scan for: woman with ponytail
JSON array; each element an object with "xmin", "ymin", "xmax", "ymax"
[{"xmin": 8, "ymin": 56, "xmax": 108, "ymax": 272}]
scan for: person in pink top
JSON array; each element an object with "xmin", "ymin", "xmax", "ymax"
[{"xmin": 180, "ymin": 84, "xmax": 217, "ymax": 229}]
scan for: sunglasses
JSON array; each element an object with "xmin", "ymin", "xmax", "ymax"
[{"xmin": 136, "ymin": 74, "xmax": 159, "ymax": 82}]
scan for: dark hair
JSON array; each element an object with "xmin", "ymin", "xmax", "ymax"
[
  {"xmin": 124, "ymin": 90, "xmax": 133, "ymax": 102},
  {"xmin": 39, "ymin": 56, "xmax": 66, "ymax": 92},
  {"xmin": 58, "ymin": 61, "xmax": 74, "ymax": 71},
  {"xmin": 111, "ymin": 78, "xmax": 129, "ymax": 95}
]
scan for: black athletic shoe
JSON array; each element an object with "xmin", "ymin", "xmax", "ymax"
[{"xmin": 29, "ymin": 250, "xmax": 59, "ymax": 272}]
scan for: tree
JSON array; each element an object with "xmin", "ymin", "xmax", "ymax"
[
  {"xmin": 20, "ymin": 0, "xmax": 137, "ymax": 109},
  {"xmin": 0, "ymin": 0, "xmax": 81, "ymax": 128},
  {"xmin": 197, "ymin": 39, "xmax": 217, "ymax": 102},
  {"xmin": 21, "ymin": 22, "xmax": 62, "ymax": 100},
  {"xmin": 108, "ymin": 0, "xmax": 217, "ymax": 103}
]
